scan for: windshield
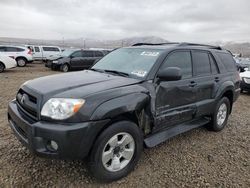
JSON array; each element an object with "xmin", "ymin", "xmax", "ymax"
[
  {"xmin": 92, "ymin": 48, "xmax": 164, "ymax": 79},
  {"xmin": 61, "ymin": 49, "xmax": 76, "ymax": 57}
]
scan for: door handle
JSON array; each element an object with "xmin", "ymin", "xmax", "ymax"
[
  {"xmin": 215, "ymin": 77, "xmax": 220, "ymax": 82},
  {"xmin": 189, "ymin": 81, "xmax": 197, "ymax": 87}
]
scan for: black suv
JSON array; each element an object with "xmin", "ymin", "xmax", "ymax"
[
  {"xmin": 48, "ymin": 49, "xmax": 107, "ymax": 72},
  {"xmin": 8, "ymin": 43, "xmax": 240, "ymax": 182}
]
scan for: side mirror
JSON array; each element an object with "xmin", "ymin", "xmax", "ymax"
[{"xmin": 157, "ymin": 67, "xmax": 182, "ymax": 81}]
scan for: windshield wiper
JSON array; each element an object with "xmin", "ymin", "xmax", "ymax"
[
  {"xmin": 90, "ymin": 68, "xmax": 105, "ymax": 73},
  {"xmin": 103, "ymin": 69, "xmax": 130, "ymax": 77}
]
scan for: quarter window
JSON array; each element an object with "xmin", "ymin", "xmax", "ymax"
[{"xmin": 161, "ymin": 51, "xmax": 192, "ymax": 79}]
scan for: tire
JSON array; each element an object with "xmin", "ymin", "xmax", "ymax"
[
  {"xmin": 16, "ymin": 57, "xmax": 27, "ymax": 67},
  {"xmin": 0, "ymin": 62, "xmax": 5, "ymax": 73},
  {"xmin": 61, "ymin": 64, "xmax": 69, "ymax": 72},
  {"xmin": 210, "ymin": 97, "xmax": 230, "ymax": 132},
  {"xmin": 88, "ymin": 121, "xmax": 143, "ymax": 182}
]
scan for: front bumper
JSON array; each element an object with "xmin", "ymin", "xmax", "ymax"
[
  {"xmin": 240, "ymin": 78, "xmax": 250, "ymax": 91},
  {"xmin": 8, "ymin": 100, "xmax": 109, "ymax": 159},
  {"xmin": 51, "ymin": 63, "xmax": 61, "ymax": 70}
]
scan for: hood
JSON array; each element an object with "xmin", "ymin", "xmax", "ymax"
[
  {"xmin": 240, "ymin": 70, "xmax": 250, "ymax": 78},
  {"xmin": 23, "ymin": 70, "xmax": 141, "ymax": 98}
]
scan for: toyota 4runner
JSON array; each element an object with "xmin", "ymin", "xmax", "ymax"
[{"xmin": 8, "ymin": 43, "xmax": 241, "ymax": 182}]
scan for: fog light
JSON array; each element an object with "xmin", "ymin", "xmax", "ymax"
[{"xmin": 47, "ymin": 140, "xmax": 58, "ymax": 151}]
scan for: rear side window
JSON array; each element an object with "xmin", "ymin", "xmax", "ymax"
[
  {"xmin": 162, "ymin": 51, "xmax": 192, "ymax": 79},
  {"xmin": 34, "ymin": 47, "xmax": 40, "ymax": 52},
  {"xmin": 216, "ymin": 52, "xmax": 236, "ymax": 72},
  {"xmin": 94, "ymin": 51, "xmax": 104, "ymax": 57},
  {"xmin": 192, "ymin": 51, "xmax": 211, "ymax": 76},
  {"xmin": 42, "ymin": 47, "xmax": 60, "ymax": 52},
  {"xmin": 16, "ymin": 47, "xmax": 25, "ymax": 52},
  {"xmin": 82, "ymin": 51, "xmax": 94, "ymax": 57}
]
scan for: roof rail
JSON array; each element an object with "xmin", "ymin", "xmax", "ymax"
[
  {"xmin": 179, "ymin": 42, "xmax": 223, "ymax": 50},
  {"xmin": 132, "ymin": 42, "xmax": 223, "ymax": 50},
  {"xmin": 132, "ymin": 42, "xmax": 179, "ymax": 46}
]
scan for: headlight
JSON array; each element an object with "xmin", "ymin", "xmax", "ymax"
[
  {"xmin": 41, "ymin": 98, "xmax": 85, "ymax": 120},
  {"xmin": 53, "ymin": 60, "xmax": 58, "ymax": 63}
]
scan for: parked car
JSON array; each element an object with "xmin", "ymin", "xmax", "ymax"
[
  {"xmin": 237, "ymin": 58, "xmax": 250, "ymax": 72},
  {"xmin": 239, "ymin": 66, "xmax": 250, "ymax": 92},
  {"xmin": 0, "ymin": 45, "xmax": 33, "ymax": 67},
  {"xmin": 25, "ymin": 45, "xmax": 61, "ymax": 61},
  {"xmin": 0, "ymin": 55, "xmax": 17, "ymax": 73},
  {"xmin": 44, "ymin": 49, "xmax": 78, "ymax": 68},
  {"xmin": 8, "ymin": 43, "xmax": 240, "ymax": 182},
  {"xmin": 50, "ymin": 49, "xmax": 106, "ymax": 72}
]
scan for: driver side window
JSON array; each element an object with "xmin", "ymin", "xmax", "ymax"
[
  {"xmin": 71, "ymin": 51, "xmax": 82, "ymax": 58},
  {"xmin": 161, "ymin": 51, "xmax": 192, "ymax": 79}
]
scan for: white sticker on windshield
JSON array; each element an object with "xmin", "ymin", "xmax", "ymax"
[
  {"xmin": 141, "ymin": 51, "xmax": 160, "ymax": 56},
  {"xmin": 131, "ymin": 70, "xmax": 147, "ymax": 77}
]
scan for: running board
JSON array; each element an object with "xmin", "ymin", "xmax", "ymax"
[{"xmin": 144, "ymin": 118, "xmax": 210, "ymax": 148}]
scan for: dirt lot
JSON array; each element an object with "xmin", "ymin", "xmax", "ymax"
[{"xmin": 0, "ymin": 63, "xmax": 249, "ymax": 187}]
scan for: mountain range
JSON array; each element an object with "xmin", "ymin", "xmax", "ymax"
[{"xmin": 0, "ymin": 36, "xmax": 249, "ymax": 57}]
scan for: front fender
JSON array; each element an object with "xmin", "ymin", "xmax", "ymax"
[{"xmin": 90, "ymin": 93, "xmax": 150, "ymax": 120}]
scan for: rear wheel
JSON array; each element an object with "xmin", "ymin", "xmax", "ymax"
[
  {"xmin": 0, "ymin": 62, "xmax": 5, "ymax": 73},
  {"xmin": 88, "ymin": 121, "xmax": 143, "ymax": 182},
  {"xmin": 61, "ymin": 64, "xmax": 69, "ymax": 72},
  {"xmin": 16, "ymin": 57, "xmax": 27, "ymax": 67},
  {"xmin": 210, "ymin": 97, "xmax": 230, "ymax": 132}
]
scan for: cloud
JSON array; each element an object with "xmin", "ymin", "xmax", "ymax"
[{"xmin": 0, "ymin": 0, "xmax": 249, "ymax": 42}]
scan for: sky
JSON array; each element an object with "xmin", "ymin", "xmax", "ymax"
[{"xmin": 0, "ymin": 0, "xmax": 249, "ymax": 42}]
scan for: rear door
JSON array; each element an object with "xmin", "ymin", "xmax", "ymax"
[
  {"xmin": 191, "ymin": 50, "xmax": 219, "ymax": 117},
  {"xmin": 155, "ymin": 50, "xmax": 197, "ymax": 130}
]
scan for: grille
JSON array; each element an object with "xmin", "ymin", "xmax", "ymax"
[{"xmin": 16, "ymin": 89, "xmax": 38, "ymax": 120}]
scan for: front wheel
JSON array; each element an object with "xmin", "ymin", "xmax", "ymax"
[
  {"xmin": 88, "ymin": 121, "xmax": 143, "ymax": 182},
  {"xmin": 0, "ymin": 63, "xmax": 5, "ymax": 73},
  {"xmin": 61, "ymin": 64, "xmax": 69, "ymax": 72},
  {"xmin": 210, "ymin": 97, "xmax": 230, "ymax": 132},
  {"xmin": 16, "ymin": 57, "xmax": 27, "ymax": 67}
]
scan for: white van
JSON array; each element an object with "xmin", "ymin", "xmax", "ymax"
[{"xmin": 26, "ymin": 45, "xmax": 62, "ymax": 61}]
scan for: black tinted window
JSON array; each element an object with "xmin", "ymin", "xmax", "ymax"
[
  {"xmin": 94, "ymin": 51, "xmax": 103, "ymax": 57},
  {"xmin": 82, "ymin": 51, "xmax": 94, "ymax": 57},
  {"xmin": 34, "ymin": 47, "xmax": 40, "ymax": 52},
  {"xmin": 71, "ymin": 51, "xmax": 82, "ymax": 58},
  {"xmin": 192, "ymin": 51, "xmax": 211, "ymax": 76},
  {"xmin": 209, "ymin": 54, "xmax": 218, "ymax": 74},
  {"xmin": 162, "ymin": 51, "xmax": 192, "ymax": 79},
  {"xmin": 6, "ymin": 47, "xmax": 20, "ymax": 52},
  {"xmin": 0, "ymin": 47, "xmax": 6, "ymax": 52},
  {"xmin": 42, "ymin": 47, "xmax": 60, "ymax": 52},
  {"xmin": 216, "ymin": 52, "xmax": 236, "ymax": 72}
]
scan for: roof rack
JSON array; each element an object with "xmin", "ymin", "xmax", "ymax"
[
  {"xmin": 132, "ymin": 42, "xmax": 223, "ymax": 50},
  {"xmin": 132, "ymin": 42, "xmax": 180, "ymax": 46},
  {"xmin": 179, "ymin": 42, "xmax": 223, "ymax": 50}
]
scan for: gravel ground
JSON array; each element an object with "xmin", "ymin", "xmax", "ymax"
[{"xmin": 0, "ymin": 63, "xmax": 249, "ymax": 187}]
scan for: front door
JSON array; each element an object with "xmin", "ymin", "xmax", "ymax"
[
  {"xmin": 70, "ymin": 51, "xmax": 83, "ymax": 69},
  {"xmin": 154, "ymin": 50, "xmax": 197, "ymax": 130}
]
